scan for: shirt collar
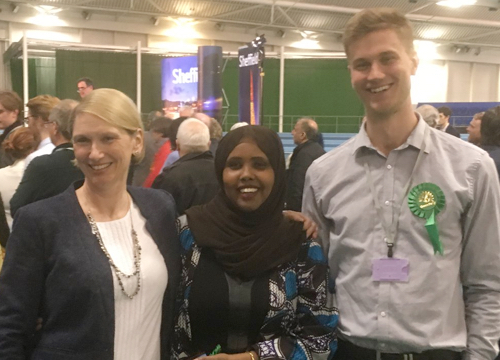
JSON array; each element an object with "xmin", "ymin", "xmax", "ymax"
[
  {"xmin": 352, "ymin": 113, "xmax": 432, "ymax": 156},
  {"xmin": 37, "ymin": 137, "xmax": 53, "ymax": 150}
]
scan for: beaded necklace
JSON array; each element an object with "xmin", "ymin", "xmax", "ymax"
[{"xmin": 86, "ymin": 209, "xmax": 142, "ymax": 299}]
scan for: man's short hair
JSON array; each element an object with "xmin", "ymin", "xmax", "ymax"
[
  {"xmin": 209, "ymin": 118, "xmax": 223, "ymax": 140},
  {"xmin": 0, "ymin": 91, "xmax": 22, "ymax": 119},
  {"xmin": 77, "ymin": 77, "xmax": 94, "ymax": 88},
  {"xmin": 49, "ymin": 99, "xmax": 78, "ymax": 140},
  {"xmin": 27, "ymin": 95, "xmax": 60, "ymax": 122},
  {"xmin": 438, "ymin": 106, "xmax": 452, "ymax": 118},
  {"xmin": 150, "ymin": 117, "xmax": 171, "ymax": 138},
  {"xmin": 177, "ymin": 118, "xmax": 210, "ymax": 154},
  {"xmin": 297, "ymin": 118, "xmax": 318, "ymax": 141},
  {"xmin": 481, "ymin": 106, "xmax": 500, "ymax": 146},
  {"xmin": 343, "ymin": 8, "xmax": 414, "ymax": 57},
  {"xmin": 416, "ymin": 105, "xmax": 439, "ymax": 128},
  {"xmin": 473, "ymin": 112, "xmax": 485, "ymax": 120}
]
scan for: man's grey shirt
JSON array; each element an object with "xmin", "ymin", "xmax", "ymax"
[{"xmin": 303, "ymin": 117, "xmax": 500, "ymax": 359}]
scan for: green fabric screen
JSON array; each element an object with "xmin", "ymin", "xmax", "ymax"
[{"xmin": 10, "ymin": 58, "xmax": 56, "ymax": 103}]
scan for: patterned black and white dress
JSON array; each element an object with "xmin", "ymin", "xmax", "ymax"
[{"xmin": 172, "ymin": 215, "xmax": 338, "ymax": 360}]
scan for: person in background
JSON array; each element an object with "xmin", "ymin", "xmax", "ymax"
[
  {"xmin": 173, "ymin": 125, "xmax": 337, "ymax": 360},
  {"xmin": 303, "ymin": 8, "xmax": 500, "ymax": 360},
  {"xmin": 10, "ymin": 100, "xmax": 84, "ymax": 217},
  {"xmin": 437, "ymin": 106, "xmax": 461, "ymax": 138},
  {"xmin": 0, "ymin": 88, "xmax": 180, "ymax": 359},
  {"xmin": 286, "ymin": 118, "xmax": 325, "ymax": 211},
  {"xmin": 0, "ymin": 127, "xmax": 39, "ymax": 230},
  {"xmin": 152, "ymin": 118, "xmax": 218, "ymax": 215},
  {"xmin": 467, "ymin": 112, "xmax": 484, "ymax": 146},
  {"xmin": 142, "ymin": 117, "xmax": 173, "ymax": 188},
  {"xmin": 24, "ymin": 95, "xmax": 60, "ymax": 169},
  {"xmin": 415, "ymin": 104, "xmax": 439, "ymax": 128},
  {"xmin": 0, "ymin": 91, "xmax": 24, "ymax": 168},
  {"xmin": 208, "ymin": 118, "xmax": 223, "ymax": 156},
  {"xmin": 77, "ymin": 77, "xmax": 94, "ymax": 99},
  {"xmin": 161, "ymin": 116, "xmax": 188, "ymax": 170},
  {"xmin": 479, "ymin": 106, "xmax": 500, "ymax": 178}
]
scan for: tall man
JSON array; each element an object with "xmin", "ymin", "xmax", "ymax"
[
  {"xmin": 285, "ymin": 118, "xmax": 324, "ymax": 211},
  {"xmin": 303, "ymin": 8, "xmax": 500, "ymax": 360},
  {"xmin": 437, "ymin": 106, "xmax": 461, "ymax": 138}
]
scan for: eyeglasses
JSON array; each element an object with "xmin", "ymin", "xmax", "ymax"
[
  {"xmin": 43, "ymin": 121, "xmax": 55, "ymax": 127},
  {"xmin": 77, "ymin": 86, "xmax": 87, "ymax": 93}
]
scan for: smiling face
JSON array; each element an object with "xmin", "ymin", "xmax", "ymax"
[
  {"xmin": 72, "ymin": 113, "xmax": 142, "ymax": 191},
  {"xmin": 348, "ymin": 28, "xmax": 418, "ymax": 120},
  {"xmin": 222, "ymin": 139, "xmax": 275, "ymax": 212}
]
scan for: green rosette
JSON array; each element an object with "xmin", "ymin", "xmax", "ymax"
[{"xmin": 408, "ymin": 183, "xmax": 446, "ymax": 255}]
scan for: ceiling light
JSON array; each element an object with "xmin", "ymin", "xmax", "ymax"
[
  {"xmin": 291, "ymin": 38, "xmax": 321, "ymax": 50},
  {"xmin": 437, "ymin": 0, "xmax": 476, "ymax": 8}
]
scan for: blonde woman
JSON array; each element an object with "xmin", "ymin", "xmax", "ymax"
[{"xmin": 0, "ymin": 89, "xmax": 180, "ymax": 360}]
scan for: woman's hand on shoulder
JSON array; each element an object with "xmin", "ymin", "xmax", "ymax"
[
  {"xmin": 202, "ymin": 351, "xmax": 258, "ymax": 360},
  {"xmin": 283, "ymin": 210, "xmax": 318, "ymax": 239}
]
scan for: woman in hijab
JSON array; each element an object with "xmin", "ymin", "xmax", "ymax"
[{"xmin": 173, "ymin": 126, "xmax": 338, "ymax": 360}]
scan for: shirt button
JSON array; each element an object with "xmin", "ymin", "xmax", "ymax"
[
  {"xmin": 381, "ymin": 311, "xmax": 387, "ymax": 317},
  {"xmin": 384, "ymin": 200, "xmax": 390, "ymax": 206},
  {"xmin": 387, "ymin": 165, "xmax": 392, "ymax": 170}
]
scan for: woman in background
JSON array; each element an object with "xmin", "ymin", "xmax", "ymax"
[
  {"xmin": 0, "ymin": 89, "xmax": 180, "ymax": 360},
  {"xmin": 0, "ymin": 127, "xmax": 39, "ymax": 230},
  {"xmin": 173, "ymin": 125, "xmax": 337, "ymax": 360}
]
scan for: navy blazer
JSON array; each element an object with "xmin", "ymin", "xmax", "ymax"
[{"xmin": 0, "ymin": 182, "xmax": 180, "ymax": 360}]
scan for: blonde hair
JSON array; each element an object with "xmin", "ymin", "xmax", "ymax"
[
  {"xmin": 343, "ymin": 8, "xmax": 415, "ymax": 57},
  {"xmin": 71, "ymin": 88, "xmax": 144, "ymax": 164}
]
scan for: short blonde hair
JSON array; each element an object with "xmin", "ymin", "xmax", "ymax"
[
  {"xmin": 26, "ymin": 95, "xmax": 60, "ymax": 122},
  {"xmin": 343, "ymin": 8, "xmax": 415, "ymax": 57},
  {"xmin": 71, "ymin": 88, "xmax": 144, "ymax": 163}
]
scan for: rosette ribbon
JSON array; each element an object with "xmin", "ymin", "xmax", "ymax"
[{"xmin": 408, "ymin": 183, "xmax": 446, "ymax": 255}]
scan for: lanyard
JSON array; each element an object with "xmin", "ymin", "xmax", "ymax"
[{"xmin": 363, "ymin": 125, "xmax": 428, "ymax": 258}]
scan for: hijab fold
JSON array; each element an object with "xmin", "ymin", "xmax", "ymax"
[{"xmin": 186, "ymin": 126, "xmax": 305, "ymax": 279}]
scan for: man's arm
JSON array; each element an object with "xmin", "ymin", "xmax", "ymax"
[
  {"xmin": 461, "ymin": 153, "xmax": 500, "ymax": 360},
  {"xmin": 302, "ymin": 166, "xmax": 331, "ymax": 259}
]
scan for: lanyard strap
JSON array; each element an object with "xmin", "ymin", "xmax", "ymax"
[{"xmin": 364, "ymin": 125, "xmax": 428, "ymax": 257}]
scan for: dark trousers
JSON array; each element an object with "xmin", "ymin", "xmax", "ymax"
[{"xmin": 333, "ymin": 339, "xmax": 462, "ymax": 360}]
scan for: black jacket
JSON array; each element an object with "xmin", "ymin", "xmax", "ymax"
[
  {"xmin": 0, "ymin": 120, "xmax": 23, "ymax": 169},
  {"xmin": 0, "ymin": 183, "xmax": 180, "ymax": 359},
  {"xmin": 482, "ymin": 145, "xmax": 500, "ymax": 179},
  {"xmin": 10, "ymin": 143, "xmax": 84, "ymax": 217},
  {"xmin": 285, "ymin": 140, "xmax": 325, "ymax": 211},
  {"xmin": 152, "ymin": 151, "xmax": 219, "ymax": 215},
  {"xmin": 445, "ymin": 124, "xmax": 461, "ymax": 138}
]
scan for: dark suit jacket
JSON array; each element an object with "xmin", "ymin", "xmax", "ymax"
[
  {"xmin": 482, "ymin": 145, "xmax": 500, "ymax": 179},
  {"xmin": 152, "ymin": 151, "xmax": 219, "ymax": 215},
  {"xmin": 445, "ymin": 124, "xmax": 461, "ymax": 138},
  {"xmin": 10, "ymin": 143, "xmax": 84, "ymax": 217},
  {"xmin": 285, "ymin": 140, "xmax": 325, "ymax": 211},
  {"xmin": 0, "ymin": 183, "xmax": 180, "ymax": 360}
]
